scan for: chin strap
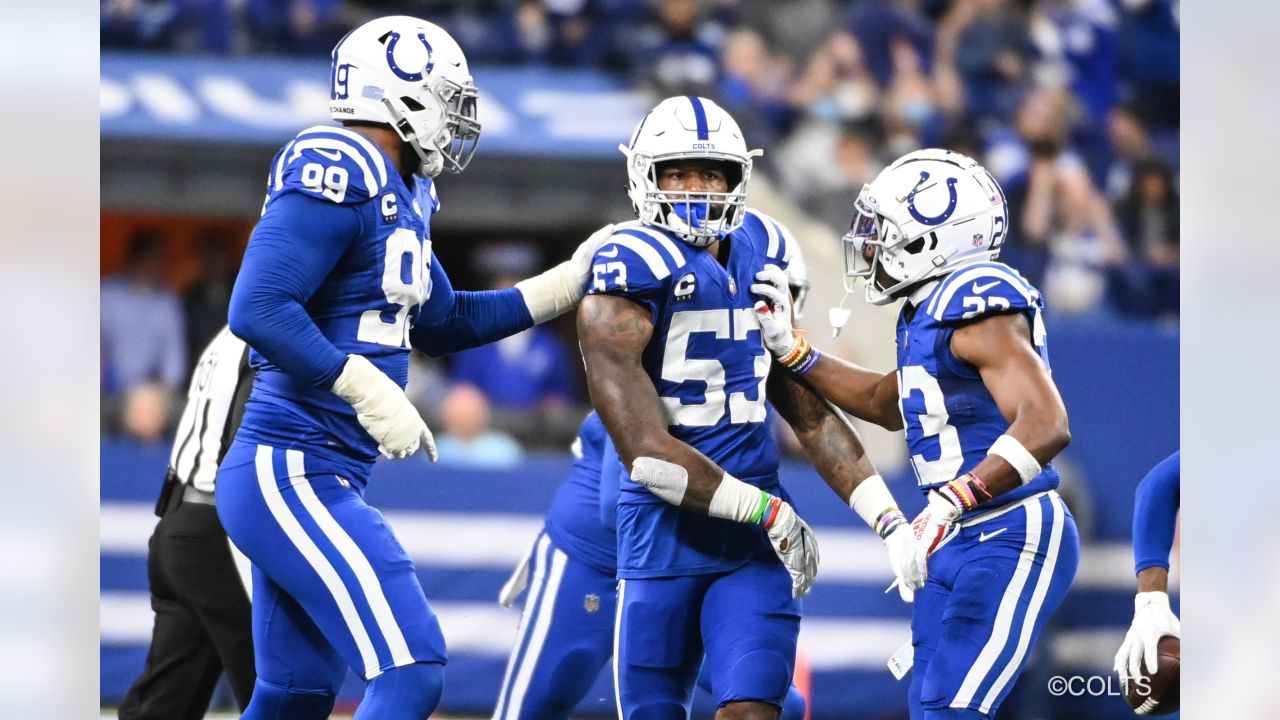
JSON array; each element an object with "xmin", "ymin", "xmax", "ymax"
[{"xmin": 829, "ymin": 284, "xmax": 855, "ymax": 338}]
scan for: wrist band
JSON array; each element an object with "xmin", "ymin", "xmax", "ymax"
[
  {"xmin": 874, "ymin": 508, "xmax": 908, "ymax": 540},
  {"xmin": 751, "ymin": 490, "xmax": 784, "ymax": 529},
  {"xmin": 941, "ymin": 472, "xmax": 992, "ymax": 512},
  {"xmin": 848, "ymin": 474, "xmax": 905, "ymax": 538},
  {"xmin": 988, "ymin": 434, "xmax": 1042, "ymax": 484},
  {"xmin": 778, "ymin": 337, "xmax": 820, "ymax": 376}
]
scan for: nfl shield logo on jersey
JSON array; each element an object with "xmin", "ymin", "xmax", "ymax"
[
  {"xmin": 584, "ymin": 594, "xmax": 601, "ymax": 613},
  {"xmin": 727, "ymin": 277, "xmax": 737, "ymax": 296}
]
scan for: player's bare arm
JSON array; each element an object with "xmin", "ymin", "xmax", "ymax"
[
  {"xmin": 949, "ymin": 311, "xmax": 1071, "ymax": 499},
  {"xmin": 577, "ymin": 292, "xmax": 727, "ymax": 514},
  {"xmin": 579, "ymin": 291, "xmax": 820, "ymax": 599},
  {"xmin": 751, "ymin": 265, "xmax": 900, "ymax": 429},
  {"xmin": 1136, "ymin": 566, "xmax": 1170, "ymax": 593},
  {"xmin": 800, "ymin": 353, "xmax": 902, "ymax": 430},
  {"xmin": 766, "ymin": 368, "xmax": 879, "ymax": 503},
  {"xmin": 765, "ymin": 329, "xmax": 926, "ymax": 598},
  {"xmin": 755, "ymin": 266, "xmax": 923, "ymax": 594}
]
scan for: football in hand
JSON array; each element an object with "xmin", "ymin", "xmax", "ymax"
[{"xmin": 1122, "ymin": 635, "xmax": 1179, "ymax": 716}]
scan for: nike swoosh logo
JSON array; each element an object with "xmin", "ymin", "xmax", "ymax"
[
  {"xmin": 972, "ymin": 280, "xmax": 1000, "ymax": 294},
  {"xmin": 598, "ymin": 246, "xmax": 620, "ymax": 258},
  {"xmin": 313, "ymin": 148, "xmax": 342, "ymax": 161},
  {"xmin": 978, "ymin": 527, "xmax": 1008, "ymax": 542}
]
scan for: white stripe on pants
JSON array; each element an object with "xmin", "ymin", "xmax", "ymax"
[
  {"xmin": 950, "ymin": 496, "xmax": 1048, "ymax": 708},
  {"xmin": 494, "ymin": 534, "xmax": 568, "ymax": 720}
]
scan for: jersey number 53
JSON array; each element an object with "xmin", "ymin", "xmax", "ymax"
[{"xmin": 660, "ymin": 309, "xmax": 769, "ymax": 427}]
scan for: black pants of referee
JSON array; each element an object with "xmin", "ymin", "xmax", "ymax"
[{"xmin": 119, "ymin": 483, "xmax": 255, "ymax": 719}]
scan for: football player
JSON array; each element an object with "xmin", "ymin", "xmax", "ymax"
[
  {"xmin": 751, "ymin": 148, "xmax": 1081, "ymax": 719},
  {"xmin": 493, "ymin": 246, "xmax": 815, "ymax": 720},
  {"xmin": 577, "ymin": 96, "xmax": 924, "ymax": 720},
  {"xmin": 1114, "ymin": 451, "xmax": 1180, "ymax": 685},
  {"xmin": 215, "ymin": 16, "xmax": 611, "ymax": 720}
]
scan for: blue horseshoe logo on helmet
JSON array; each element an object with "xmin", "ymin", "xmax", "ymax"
[
  {"xmin": 906, "ymin": 171, "xmax": 959, "ymax": 226},
  {"xmin": 385, "ymin": 31, "xmax": 434, "ymax": 82}
]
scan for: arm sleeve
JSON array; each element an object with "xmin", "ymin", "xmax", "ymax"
[
  {"xmin": 598, "ymin": 434, "xmax": 624, "ymax": 532},
  {"xmin": 1133, "ymin": 451, "xmax": 1181, "ymax": 574},
  {"xmin": 227, "ymin": 192, "xmax": 356, "ymax": 389},
  {"xmin": 409, "ymin": 252, "xmax": 535, "ymax": 357}
]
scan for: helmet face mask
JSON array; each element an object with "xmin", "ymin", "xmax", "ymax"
[
  {"xmin": 641, "ymin": 156, "xmax": 749, "ymax": 245},
  {"xmin": 842, "ymin": 149, "xmax": 1009, "ymax": 305},
  {"xmin": 622, "ymin": 97, "xmax": 762, "ymax": 247},
  {"xmin": 383, "ymin": 74, "xmax": 480, "ymax": 177},
  {"xmin": 330, "ymin": 16, "xmax": 482, "ymax": 178}
]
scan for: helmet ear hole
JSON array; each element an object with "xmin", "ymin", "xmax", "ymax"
[
  {"xmin": 903, "ymin": 237, "xmax": 926, "ymax": 254},
  {"xmin": 401, "ymin": 96, "xmax": 426, "ymax": 112}
]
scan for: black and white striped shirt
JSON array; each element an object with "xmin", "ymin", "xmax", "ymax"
[{"xmin": 169, "ymin": 327, "xmax": 252, "ymax": 493}]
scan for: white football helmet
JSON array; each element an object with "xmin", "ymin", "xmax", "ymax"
[
  {"xmin": 329, "ymin": 16, "xmax": 481, "ymax": 178},
  {"xmin": 619, "ymin": 96, "xmax": 763, "ymax": 246},
  {"xmin": 843, "ymin": 148, "xmax": 1008, "ymax": 305}
]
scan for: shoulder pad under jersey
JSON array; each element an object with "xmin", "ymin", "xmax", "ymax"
[
  {"xmin": 924, "ymin": 261, "xmax": 1042, "ymax": 325},
  {"xmin": 267, "ymin": 126, "xmax": 391, "ymax": 205}
]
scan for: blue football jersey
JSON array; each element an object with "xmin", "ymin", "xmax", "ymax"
[
  {"xmin": 235, "ymin": 125, "xmax": 440, "ymax": 475},
  {"xmin": 543, "ymin": 413, "xmax": 619, "ymax": 575},
  {"xmin": 896, "ymin": 261, "xmax": 1059, "ymax": 517},
  {"xmin": 586, "ymin": 210, "xmax": 794, "ymax": 577}
]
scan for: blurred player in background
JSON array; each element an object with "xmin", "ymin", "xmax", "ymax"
[
  {"xmin": 752, "ymin": 148, "xmax": 1080, "ymax": 719},
  {"xmin": 1114, "ymin": 451, "xmax": 1180, "ymax": 683},
  {"xmin": 215, "ymin": 15, "xmax": 611, "ymax": 720},
  {"xmin": 120, "ymin": 327, "xmax": 254, "ymax": 720},
  {"xmin": 577, "ymin": 96, "xmax": 923, "ymax": 720},
  {"xmin": 493, "ymin": 245, "xmax": 815, "ymax": 720}
]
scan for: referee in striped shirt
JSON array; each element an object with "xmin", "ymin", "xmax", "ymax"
[{"xmin": 120, "ymin": 327, "xmax": 256, "ymax": 720}]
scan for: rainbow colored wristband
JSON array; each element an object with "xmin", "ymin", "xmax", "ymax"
[
  {"xmin": 941, "ymin": 472, "xmax": 993, "ymax": 512},
  {"xmin": 779, "ymin": 337, "xmax": 820, "ymax": 376},
  {"xmin": 750, "ymin": 490, "xmax": 784, "ymax": 529},
  {"xmin": 874, "ymin": 508, "xmax": 908, "ymax": 540}
]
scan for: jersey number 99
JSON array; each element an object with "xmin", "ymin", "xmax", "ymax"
[{"xmin": 357, "ymin": 228, "xmax": 429, "ymax": 348}]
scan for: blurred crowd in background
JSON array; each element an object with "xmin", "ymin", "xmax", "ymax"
[{"xmin": 101, "ymin": 0, "xmax": 1179, "ymax": 458}]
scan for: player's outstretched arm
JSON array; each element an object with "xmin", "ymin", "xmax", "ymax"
[
  {"xmin": 1115, "ymin": 452, "xmax": 1180, "ymax": 679},
  {"xmin": 411, "ymin": 224, "xmax": 618, "ymax": 357},
  {"xmin": 948, "ymin": 312, "xmax": 1071, "ymax": 500},
  {"xmin": 768, "ymin": 367, "xmax": 925, "ymax": 598},
  {"xmin": 751, "ymin": 267, "xmax": 901, "ymax": 429},
  {"xmin": 578, "ymin": 293, "xmax": 818, "ymax": 597}
]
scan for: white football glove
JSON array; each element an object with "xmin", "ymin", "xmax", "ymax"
[
  {"xmin": 515, "ymin": 223, "xmax": 617, "ymax": 323},
  {"xmin": 766, "ymin": 501, "xmax": 821, "ymax": 599},
  {"xmin": 749, "ymin": 265, "xmax": 799, "ymax": 358},
  {"xmin": 1114, "ymin": 591, "xmax": 1180, "ymax": 681},
  {"xmin": 910, "ymin": 490, "xmax": 963, "ymax": 557},
  {"xmin": 884, "ymin": 524, "xmax": 927, "ymax": 602},
  {"xmin": 331, "ymin": 354, "xmax": 437, "ymax": 461},
  {"xmin": 570, "ymin": 223, "xmax": 619, "ymax": 283},
  {"xmin": 498, "ymin": 551, "xmax": 532, "ymax": 609}
]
